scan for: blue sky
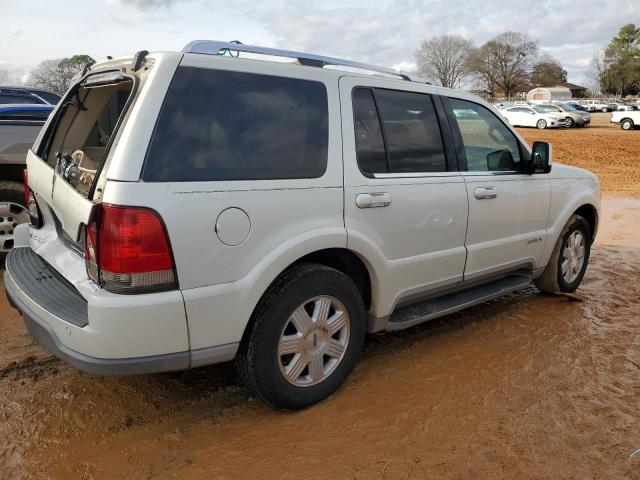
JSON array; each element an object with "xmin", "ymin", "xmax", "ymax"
[{"xmin": 1, "ymin": 0, "xmax": 638, "ymax": 87}]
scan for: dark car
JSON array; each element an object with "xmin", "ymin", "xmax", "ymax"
[
  {"xmin": 564, "ymin": 102, "xmax": 587, "ymax": 112},
  {"xmin": 0, "ymin": 86, "xmax": 61, "ymax": 106},
  {"xmin": 0, "ymin": 103, "xmax": 54, "ymax": 261}
]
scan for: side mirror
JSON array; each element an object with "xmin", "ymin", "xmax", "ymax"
[{"xmin": 531, "ymin": 141, "xmax": 552, "ymax": 174}]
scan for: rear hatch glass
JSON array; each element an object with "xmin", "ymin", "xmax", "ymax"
[
  {"xmin": 38, "ymin": 72, "xmax": 134, "ymax": 198},
  {"xmin": 27, "ymin": 70, "xmax": 138, "ymax": 247}
]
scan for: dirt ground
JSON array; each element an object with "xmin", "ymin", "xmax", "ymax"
[{"xmin": 1, "ymin": 113, "xmax": 640, "ymax": 479}]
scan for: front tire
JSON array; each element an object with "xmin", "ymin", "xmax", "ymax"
[
  {"xmin": 536, "ymin": 119, "xmax": 547, "ymax": 129},
  {"xmin": 565, "ymin": 117, "xmax": 575, "ymax": 127},
  {"xmin": 235, "ymin": 263, "xmax": 366, "ymax": 410},
  {"xmin": 621, "ymin": 119, "xmax": 634, "ymax": 130},
  {"xmin": 535, "ymin": 214, "xmax": 591, "ymax": 294},
  {"xmin": 0, "ymin": 181, "xmax": 29, "ymax": 265}
]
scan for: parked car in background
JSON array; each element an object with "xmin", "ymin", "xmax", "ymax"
[
  {"xmin": 608, "ymin": 102, "xmax": 635, "ymax": 111},
  {"xmin": 564, "ymin": 101, "xmax": 587, "ymax": 112},
  {"xmin": 537, "ymin": 103, "xmax": 591, "ymax": 127},
  {"xmin": 0, "ymin": 86, "xmax": 61, "ymax": 106},
  {"xmin": 502, "ymin": 106, "xmax": 567, "ymax": 129},
  {"xmin": 3, "ymin": 42, "xmax": 600, "ymax": 410},
  {"xmin": 0, "ymin": 104, "xmax": 53, "ymax": 261},
  {"xmin": 580, "ymin": 100, "xmax": 610, "ymax": 112},
  {"xmin": 611, "ymin": 110, "xmax": 640, "ymax": 130}
]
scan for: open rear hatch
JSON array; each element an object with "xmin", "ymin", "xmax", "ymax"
[{"xmin": 27, "ymin": 69, "xmax": 136, "ymax": 248}]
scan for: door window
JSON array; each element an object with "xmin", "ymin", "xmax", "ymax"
[
  {"xmin": 450, "ymin": 98, "xmax": 521, "ymax": 172},
  {"xmin": 352, "ymin": 87, "xmax": 447, "ymax": 175}
]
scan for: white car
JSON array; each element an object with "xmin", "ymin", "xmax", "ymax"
[
  {"xmin": 502, "ymin": 106, "xmax": 568, "ymax": 129},
  {"xmin": 580, "ymin": 100, "xmax": 610, "ymax": 112},
  {"xmin": 4, "ymin": 41, "xmax": 600, "ymax": 409},
  {"xmin": 610, "ymin": 110, "xmax": 640, "ymax": 130}
]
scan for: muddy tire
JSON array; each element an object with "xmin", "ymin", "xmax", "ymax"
[
  {"xmin": 536, "ymin": 119, "xmax": 547, "ymax": 129},
  {"xmin": 235, "ymin": 263, "xmax": 366, "ymax": 410},
  {"xmin": 0, "ymin": 181, "xmax": 29, "ymax": 265},
  {"xmin": 535, "ymin": 214, "xmax": 592, "ymax": 294}
]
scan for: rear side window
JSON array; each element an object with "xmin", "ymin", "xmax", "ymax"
[
  {"xmin": 143, "ymin": 67, "xmax": 329, "ymax": 182},
  {"xmin": 0, "ymin": 93, "xmax": 42, "ymax": 104},
  {"xmin": 352, "ymin": 88, "xmax": 387, "ymax": 175},
  {"xmin": 375, "ymin": 89, "xmax": 446, "ymax": 173},
  {"xmin": 0, "ymin": 109, "xmax": 51, "ymax": 122},
  {"xmin": 352, "ymin": 87, "xmax": 447, "ymax": 176}
]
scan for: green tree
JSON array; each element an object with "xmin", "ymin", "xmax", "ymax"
[
  {"xmin": 596, "ymin": 24, "xmax": 640, "ymax": 96},
  {"xmin": 29, "ymin": 54, "xmax": 95, "ymax": 95}
]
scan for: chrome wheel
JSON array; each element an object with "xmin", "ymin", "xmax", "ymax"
[
  {"xmin": 0, "ymin": 202, "xmax": 29, "ymax": 253},
  {"xmin": 561, "ymin": 231, "xmax": 586, "ymax": 284},
  {"xmin": 278, "ymin": 295, "xmax": 350, "ymax": 387}
]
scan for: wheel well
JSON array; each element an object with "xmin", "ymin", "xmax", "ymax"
[
  {"xmin": 621, "ymin": 117, "xmax": 634, "ymax": 125},
  {"xmin": 296, "ymin": 248, "xmax": 372, "ymax": 310},
  {"xmin": 575, "ymin": 204, "xmax": 598, "ymax": 242}
]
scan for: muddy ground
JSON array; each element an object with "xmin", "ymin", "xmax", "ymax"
[{"xmin": 1, "ymin": 113, "xmax": 639, "ymax": 479}]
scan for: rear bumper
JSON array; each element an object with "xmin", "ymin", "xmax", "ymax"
[{"xmin": 4, "ymin": 247, "xmax": 238, "ymax": 375}]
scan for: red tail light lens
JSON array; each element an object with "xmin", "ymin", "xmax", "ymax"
[
  {"xmin": 85, "ymin": 204, "xmax": 177, "ymax": 294},
  {"xmin": 23, "ymin": 169, "xmax": 30, "ymax": 206}
]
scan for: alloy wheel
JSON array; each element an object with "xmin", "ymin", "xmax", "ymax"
[
  {"xmin": 561, "ymin": 231, "xmax": 586, "ymax": 284},
  {"xmin": 277, "ymin": 295, "xmax": 350, "ymax": 387},
  {"xmin": 0, "ymin": 202, "xmax": 29, "ymax": 253}
]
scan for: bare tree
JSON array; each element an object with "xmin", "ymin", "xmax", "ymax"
[
  {"xmin": 28, "ymin": 55, "xmax": 95, "ymax": 95},
  {"xmin": 415, "ymin": 35, "xmax": 473, "ymax": 88},
  {"xmin": 530, "ymin": 54, "xmax": 567, "ymax": 86},
  {"xmin": 468, "ymin": 32, "xmax": 538, "ymax": 98}
]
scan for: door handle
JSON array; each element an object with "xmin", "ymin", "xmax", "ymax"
[
  {"xmin": 355, "ymin": 192, "xmax": 392, "ymax": 208},
  {"xmin": 474, "ymin": 186, "xmax": 497, "ymax": 199}
]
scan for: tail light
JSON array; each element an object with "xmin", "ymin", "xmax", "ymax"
[
  {"xmin": 23, "ymin": 169, "xmax": 30, "ymax": 205},
  {"xmin": 85, "ymin": 204, "xmax": 177, "ymax": 294},
  {"xmin": 23, "ymin": 169, "xmax": 42, "ymax": 228}
]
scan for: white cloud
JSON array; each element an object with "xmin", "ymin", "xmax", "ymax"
[{"xmin": 1, "ymin": 0, "xmax": 637, "ymax": 86}]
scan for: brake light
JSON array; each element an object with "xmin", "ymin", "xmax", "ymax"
[
  {"xmin": 85, "ymin": 204, "xmax": 177, "ymax": 294},
  {"xmin": 23, "ymin": 169, "xmax": 30, "ymax": 206}
]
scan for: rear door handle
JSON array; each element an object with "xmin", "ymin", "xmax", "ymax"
[
  {"xmin": 355, "ymin": 192, "xmax": 392, "ymax": 208},
  {"xmin": 474, "ymin": 186, "xmax": 497, "ymax": 200}
]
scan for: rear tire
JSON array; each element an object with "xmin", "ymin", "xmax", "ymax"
[
  {"xmin": 235, "ymin": 263, "xmax": 366, "ymax": 410},
  {"xmin": 536, "ymin": 119, "xmax": 547, "ymax": 129},
  {"xmin": 621, "ymin": 119, "xmax": 634, "ymax": 130},
  {"xmin": 535, "ymin": 214, "xmax": 591, "ymax": 294},
  {"xmin": 0, "ymin": 181, "xmax": 29, "ymax": 265}
]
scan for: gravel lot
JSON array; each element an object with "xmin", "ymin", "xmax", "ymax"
[{"xmin": 1, "ymin": 113, "xmax": 639, "ymax": 479}]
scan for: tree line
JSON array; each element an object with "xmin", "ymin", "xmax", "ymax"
[{"xmin": 416, "ymin": 32, "xmax": 567, "ymax": 96}]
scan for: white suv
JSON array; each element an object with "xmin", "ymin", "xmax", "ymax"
[{"xmin": 4, "ymin": 42, "xmax": 600, "ymax": 409}]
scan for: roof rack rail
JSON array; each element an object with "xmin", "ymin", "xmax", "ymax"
[{"xmin": 182, "ymin": 40, "xmax": 427, "ymax": 83}]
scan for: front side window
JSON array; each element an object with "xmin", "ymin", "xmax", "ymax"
[
  {"xmin": 351, "ymin": 87, "xmax": 447, "ymax": 175},
  {"xmin": 450, "ymin": 98, "xmax": 521, "ymax": 172},
  {"xmin": 143, "ymin": 67, "xmax": 329, "ymax": 182}
]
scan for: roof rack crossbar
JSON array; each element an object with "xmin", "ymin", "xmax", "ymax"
[{"xmin": 182, "ymin": 40, "xmax": 423, "ymax": 82}]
